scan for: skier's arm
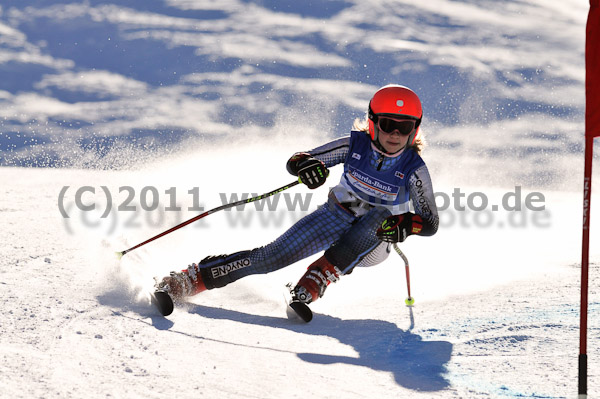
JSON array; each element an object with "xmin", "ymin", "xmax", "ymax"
[
  {"xmin": 305, "ymin": 136, "xmax": 350, "ymax": 168},
  {"xmin": 286, "ymin": 136, "xmax": 350, "ymax": 189},
  {"xmin": 407, "ymin": 165, "xmax": 439, "ymax": 236}
]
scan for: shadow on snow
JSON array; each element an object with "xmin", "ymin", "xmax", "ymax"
[
  {"xmin": 185, "ymin": 303, "xmax": 452, "ymax": 392},
  {"xmin": 96, "ymin": 281, "xmax": 452, "ymax": 391}
]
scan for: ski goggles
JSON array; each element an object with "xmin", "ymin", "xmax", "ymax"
[{"xmin": 376, "ymin": 117, "xmax": 417, "ymax": 136}]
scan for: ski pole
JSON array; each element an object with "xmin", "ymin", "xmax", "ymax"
[
  {"xmin": 116, "ymin": 180, "xmax": 301, "ymax": 258},
  {"xmin": 393, "ymin": 243, "xmax": 414, "ymax": 306}
]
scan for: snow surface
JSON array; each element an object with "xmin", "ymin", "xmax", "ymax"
[{"xmin": 1, "ymin": 0, "xmax": 600, "ymax": 398}]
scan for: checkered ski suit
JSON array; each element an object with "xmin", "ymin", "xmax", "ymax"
[{"xmin": 196, "ymin": 132, "xmax": 438, "ymax": 290}]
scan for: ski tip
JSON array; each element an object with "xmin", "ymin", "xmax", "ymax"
[
  {"xmin": 151, "ymin": 290, "xmax": 174, "ymax": 316},
  {"xmin": 288, "ymin": 301, "xmax": 313, "ymax": 323}
]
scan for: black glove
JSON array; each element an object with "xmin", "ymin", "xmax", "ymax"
[
  {"xmin": 286, "ymin": 153, "xmax": 329, "ymax": 189},
  {"xmin": 376, "ymin": 213, "xmax": 423, "ymax": 243}
]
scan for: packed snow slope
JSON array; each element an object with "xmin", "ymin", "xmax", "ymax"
[
  {"xmin": 1, "ymin": 151, "xmax": 600, "ymax": 399},
  {"xmin": 1, "ymin": 0, "xmax": 600, "ymax": 398}
]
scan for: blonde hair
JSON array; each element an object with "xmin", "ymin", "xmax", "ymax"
[{"xmin": 352, "ymin": 116, "xmax": 426, "ymax": 155}]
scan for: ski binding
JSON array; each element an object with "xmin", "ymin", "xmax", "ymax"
[{"xmin": 284, "ymin": 283, "xmax": 313, "ymax": 322}]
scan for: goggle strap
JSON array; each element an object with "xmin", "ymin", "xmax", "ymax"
[{"xmin": 368, "ymin": 102, "xmax": 378, "ymax": 122}]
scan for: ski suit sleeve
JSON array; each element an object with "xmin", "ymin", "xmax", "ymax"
[
  {"xmin": 407, "ymin": 164, "xmax": 439, "ymax": 236},
  {"xmin": 286, "ymin": 136, "xmax": 350, "ymax": 176},
  {"xmin": 305, "ymin": 136, "xmax": 351, "ymax": 168}
]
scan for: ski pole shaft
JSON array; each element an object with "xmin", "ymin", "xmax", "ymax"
[
  {"xmin": 393, "ymin": 243, "xmax": 414, "ymax": 306},
  {"xmin": 117, "ymin": 180, "xmax": 301, "ymax": 258}
]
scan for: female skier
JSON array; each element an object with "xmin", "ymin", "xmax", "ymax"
[{"xmin": 156, "ymin": 84, "xmax": 439, "ymax": 310}]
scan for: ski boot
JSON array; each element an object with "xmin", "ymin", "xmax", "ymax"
[
  {"xmin": 155, "ymin": 262, "xmax": 207, "ymax": 304},
  {"xmin": 294, "ymin": 255, "xmax": 342, "ymax": 303},
  {"xmin": 287, "ymin": 256, "xmax": 343, "ymax": 322}
]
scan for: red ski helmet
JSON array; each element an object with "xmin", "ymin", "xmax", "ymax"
[{"xmin": 368, "ymin": 84, "xmax": 422, "ymax": 146}]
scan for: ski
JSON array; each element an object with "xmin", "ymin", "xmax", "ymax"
[
  {"xmin": 150, "ymin": 290, "xmax": 174, "ymax": 316},
  {"xmin": 287, "ymin": 300, "xmax": 313, "ymax": 323}
]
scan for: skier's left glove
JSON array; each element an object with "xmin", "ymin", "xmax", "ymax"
[
  {"xmin": 286, "ymin": 152, "xmax": 329, "ymax": 189},
  {"xmin": 376, "ymin": 213, "xmax": 423, "ymax": 243}
]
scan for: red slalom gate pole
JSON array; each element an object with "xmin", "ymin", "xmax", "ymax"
[
  {"xmin": 580, "ymin": 0, "xmax": 600, "ymax": 395},
  {"xmin": 579, "ymin": 135, "xmax": 594, "ymax": 397}
]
